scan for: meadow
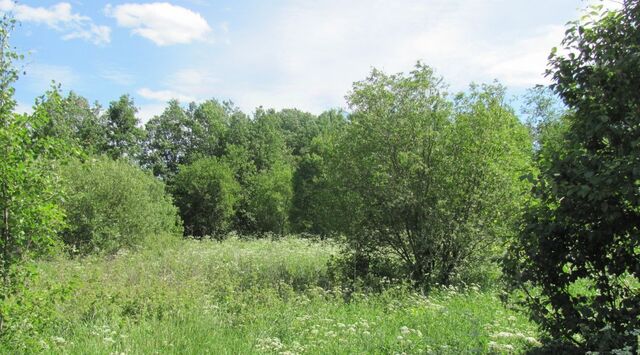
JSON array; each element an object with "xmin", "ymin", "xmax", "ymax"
[{"xmin": 2, "ymin": 237, "xmax": 540, "ymax": 354}]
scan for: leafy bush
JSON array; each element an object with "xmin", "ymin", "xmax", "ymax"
[
  {"xmin": 60, "ymin": 157, "xmax": 182, "ymax": 254},
  {"xmin": 172, "ymin": 157, "xmax": 240, "ymax": 239},
  {"xmin": 330, "ymin": 65, "xmax": 531, "ymax": 289},
  {"xmin": 504, "ymin": 3, "xmax": 640, "ymax": 352}
]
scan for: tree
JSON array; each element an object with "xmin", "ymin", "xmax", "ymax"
[
  {"xmin": 171, "ymin": 157, "xmax": 240, "ymax": 239},
  {"xmin": 521, "ymin": 85, "xmax": 568, "ymax": 150},
  {"xmin": 332, "ymin": 64, "xmax": 531, "ymax": 288},
  {"xmin": 101, "ymin": 94, "xmax": 144, "ymax": 160},
  {"xmin": 31, "ymin": 86, "xmax": 105, "ymax": 153},
  {"xmin": 248, "ymin": 161, "xmax": 294, "ymax": 236},
  {"xmin": 290, "ymin": 109, "xmax": 346, "ymax": 235},
  {"xmin": 0, "ymin": 15, "xmax": 66, "ymax": 334},
  {"xmin": 504, "ymin": 2, "xmax": 640, "ymax": 352},
  {"xmin": 189, "ymin": 99, "xmax": 230, "ymax": 159},
  {"xmin": 142, "ymin": 100, "xmax": 191, "ymax": 179}
]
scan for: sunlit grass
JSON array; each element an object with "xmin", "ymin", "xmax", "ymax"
[{"xmin": 3, "ymin": 237, "xmax": 540, "ymax": 354}]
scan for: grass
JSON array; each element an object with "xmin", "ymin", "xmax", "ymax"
[{"xmin": 1, "ymin": 236, "xmax": 540, "ymax": 354}]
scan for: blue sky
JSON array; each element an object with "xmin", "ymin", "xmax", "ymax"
[{"xmin": 1, "ymin": 0, "xmax": 618, "ymax": 122}]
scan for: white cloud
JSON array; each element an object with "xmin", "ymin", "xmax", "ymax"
[
  {"xmin": 134, "ymin": 0, "xmax": 608, "ymax": 115},
  {"xmin": 137, "ymin": 102, "xmax": 167, "ymax": 123},
  {"xmin": 481, "ymin": 25, "xmax": 566, "ymax": 87},
  {"xmin": 0, "ymin": 0, "xmax": 110, "ymax": 45},
  {"xmin": 135, "ymin": 68, "xmax": 219, "ymax": 110},
  {"xmin": 15, "ymin": 101, "xmax": 33, "ymax": 115},
  {"xmin": 188, "ymin": 0, "xmax": 590, "ymax": 114},
  {"xmin": 138, "ymin": 87, "xmax": 196, "ymax": 103},
  {"xmin": 105, "ymin": 2, "xmax": 211, "ymax": 46},
  {"xmin": 165, "ymin": 68, "xmax": 219, "ymax": 98}
]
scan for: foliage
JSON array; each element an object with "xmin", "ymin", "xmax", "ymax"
[
  {"xmin": 504, "ymin": 2, "xmax": 640, "ymax": 352},
  {"xmin": 171, "ymin": 157, "xmax": 240, "ymax": 239},
  {"xmin": 290, "ymin": 109, "xmax": 346, "ymax": 236},
  {"xmin": 142, "ymin": 99, "xmax": 238, "ymax": 181},
  {"xmin": 330, "ymin": 64, "xmax": 532, "ymax": 289},
  {"xmin": 521, "ymin": 85, "xmax": 568, "ymax": 151},
  {"xmin": 248, "ymin": 161, "xmax": 294, "ymax": 236},
  {"xmin": 31, "ymin": 85, "xmax": 105, "ymax": 153},
  {"xmin": 101, "ymin": 94, "xmax": 144, "ymax": 161},
  {"xmin": 59, "ymin": 157, "xmax": 182, "ymax": 254},
  {"xmin": 142, "ymin": 100, "xmax": 192, "ymax": 179},
  {"xmin": 0, "ymin": 14, "xmax": 68, "ymax": 337}
]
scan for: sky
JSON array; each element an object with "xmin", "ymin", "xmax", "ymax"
[{"xmin": 0, "ymin": 0, "xmax": 621, "ymax": 122}]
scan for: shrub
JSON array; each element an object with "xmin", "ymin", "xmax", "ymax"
[
  {"xmin": 60, "ymin": 157, "xmax": 182, "ymax": 254},
  {"xmin": 172, "ymin": 157, "xmax": 240, "ymax": 239},
  {"xmin": 504, "ymin": 3, "xmax": 640, "ymax": 352},
  {"xmin": 331, "ymin": 65, "xmax": 531, "ymax": 289}
]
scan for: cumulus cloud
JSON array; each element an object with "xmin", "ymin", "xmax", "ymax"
[
  {"xmin": 133, "ymin": 0, "xmax": 610, "ymax": 115},
  {"xmin": 0, "ymin": 0, "xmax": 110, "ymax": 45},
  {"xmin": 192, "ymin": 0, "xmax": 593, "ymax": 113},
  {"xmin": 137, "ymin": 102, "xmax": 167, "ymax": 123},
  {"xmin": 105, "ymin": 2, "xmax": 211, "ymax": 46},
  {"xmin": 136, "ymin": 68, "xmax": 218, "ymax": 107}
]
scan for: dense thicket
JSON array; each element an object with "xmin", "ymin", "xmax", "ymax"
[
  {"xmin": 60, "ymin": 157, "xmax": 182, "ymax": 254},
  {"xmin": 504, "ymin": 2, "xmax": 640, "ymax": 352}
]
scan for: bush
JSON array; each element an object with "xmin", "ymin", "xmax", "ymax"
[
  {"xmin": 504, "ymin": 3, "xmax": 640, "ymax": 352},
  {"xmin": 60, "ymin": 157, "xmax": 182, "ymax": 254},
  {"xmin": 331, "ymin": 65, "xmax": 532, "ymax": 289},
  {"xmin": 172, "ymin": 157, "xmax": 240, "ymax": 239}
]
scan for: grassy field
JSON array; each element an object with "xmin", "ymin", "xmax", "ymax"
[{"xmin": 2, "ymin": 237, "xmax": 541, "ymax": 354}]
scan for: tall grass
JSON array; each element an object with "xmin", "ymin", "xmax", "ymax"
[{"xmin": 1, "ymin": 237, "xmax": 540, "ymax": 354}]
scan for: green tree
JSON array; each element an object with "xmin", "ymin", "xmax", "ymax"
[
  {"xmin": 142, "ymin": 100, "xmax": 191, "ymax": 179},
  {"xmin": 31, "ymin": 85, "xmax": 105, "ymax": 153},
  {"xmin": 248, "ymin": 161, "xmax": 293, "ymax": 236},
  {"xmin": 332, "ymin": 65, "xmax": 531, "ymax": 288},
  {"xmin": 0, "ymin": 15, "xmax": 66, "ymax": 334},
  {"xmin": 290, "ymin": 109, "xmax": 346, "ymax": 235},
  {"xmin": 504, "ymin": 3, "xmax": 640, "ymax": 352},
  {"xmin": 172, "ymin": 157, "xmax": 240, "ymax": 239},
  {"xmin": 189, "ymin": 99, "xmax": 231, "ymax": 159},
  {"xmin": 101, "ymin": 94, "xmax": 144, "ymax": 160}
]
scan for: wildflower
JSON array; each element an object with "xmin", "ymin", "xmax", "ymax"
[
  {"xmin": 492, "ymin": 331, "xmax": 515, "ymax": 338},
  {"xmin": 400, "ymin": 326, "xmax": 411, "ymax": 335},
  {"xmin": 525, "ymin": 337, "xmax": 542, "ymax": 346},
  {"xmin": 39, "ymin": 339, "xmax": 50, "ymax": 350},
  {"xmin": 51, "ymin": 336, "xmax": 66, "ymax": 345}
]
